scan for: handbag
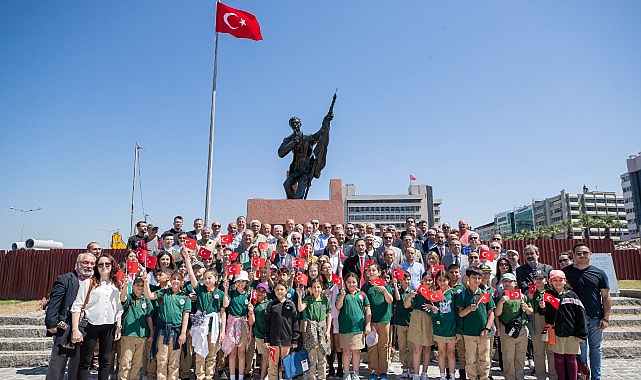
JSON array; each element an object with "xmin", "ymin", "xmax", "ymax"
[
  {"xmin": 542, "ymin": 323, "xmax": 556, "ymax": 345},
  {"xmin": 282, "ymin": 349, "xmax": 309, "ymax": 378},
  {"xmin": 504, "ymin": 308, "xmax": 523, "ymax": 338},
  {"xmin": 77, "ymin": 279, "xmax": 94, "ymax": 337},
  {"xmin": 190, "ymin": 293, "xmax": 215, "ymax": 327}
]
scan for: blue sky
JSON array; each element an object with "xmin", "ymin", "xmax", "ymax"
[{"xmin": 1, "ymin": 1, "xmax": 640, "ymax": 249}]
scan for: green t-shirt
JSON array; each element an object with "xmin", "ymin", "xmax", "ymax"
[
  {"xmin": 121, "ymin": 293, "xmax": 153, "ymax": 338},
  {"xmin": 155, "ymin": 288, "xmax": 191, "ymax": 333},
  {"xmin": 253, "ymin": 299, "xmax": 269, "ymax": 339},
  {"xmin": 362, "ymin": 283, "xmax": 393, "ymax": 323},
  {"xmin": 410, "ymin": 292, "xmax": 430, "ymax": 314},
  {"xmin": 427, "ymin": 288, "xmax": 459, "ymax": 337},
  {"xmin": 227, "ymin": 289, "xmax": 250, "ymax": 317},
  {"xmin": 337, "ymin": 290, "xmax": 370, "ymax": 334},
  {"xmin": 498, "ymin": 296, "xmax": 530, "ymax": 326},
  {"xmin": 393, "ymin": 287, "xmax": 412, "ymax": 327},
  {"xmin": 195, "ymin": 284, "xmax": 224, "ymax": 314},
  {"xmin": 455, "ymin": 287, "xmax": 495, "ymax": 336},
  {"xmin": 303, "ymin": 294, "xmax": 331, "ymax": 322}
]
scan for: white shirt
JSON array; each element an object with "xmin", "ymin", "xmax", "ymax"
[{"xmin": 71, "ymin": 279, "xmax": 123, "ymax": 325}]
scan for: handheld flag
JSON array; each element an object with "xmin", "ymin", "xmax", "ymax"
[
  {"xmin": 116, "ymin": 270, "xmax": 125, "ymax": 281},
  {"xmin": 370, "ymin": 278, "xmax": 385, "ymax": 287},
  {"xmin": 184, "ymin": 238, "xmax": 197, "ymax": 250},
  {"xmin": 339, "ymin": 250, "xmax": 345, "ymax": 261},
  {"xmin": 136, "ymin": 248, "xmax": 148, "ymax": 262},
  {"xmin": 269, "ymin": 346, "xmax": 277, "ymax": 363},
  {"xmin": 299, "ymin": 246, "xmax": 310, "ymax": 258},
  {"xmin": 477, "ymin": 293, "xmax": 491, "ymax": 304},
  {"xmin": 392, "ymin": 268, "xmax": 405, "ymax": 280},
  {"xmin": 197, "ymin": 247, "xmax": 212, "ymax": 260},
  {"xmin": 215, "ymin": 2, "xmax": 263, "ymax": 41},
  {"xmin": 250, "ymin": 289, "xmax": 257, "ymax": 305},
  {"xmin": 506, "ymin": 289, "xmax": 522, "ymax": 301},
  {"xmin": 227, "ymin": 264, "xmax": 242, "ymax": 276},
  {"xmin": 292, "ymin": 257, "xmax": 306, "ymax": 269},
  {"xmin": 332, "ymin": 274, "xmax": 343, "ymax": 287},
  {"xmin": 430, "ymin": 264, "xmax": 445, "ymax": 277},
  {"xmin": 145, "ymin": 255, "xmax": 157, "ymax": 269},
  {"xmin": 219, "ymin": 234, "xmax": 233, "ymax": 245},
  {"xmin": 417, "ymin": 284, "xmax": 431, "ymax": 299},
  {"xmin": 252, "ymin": 257, "xmax": 266, "ymax": 268},
  {"xmin": 296, "ymin": 272, "xmax": 308, "ymax": 286},
  {"xmin": 479, "ymin": 248, "xmax": 494, "ymax": 261},
  {"xmin": 543, "ymin": 293, "xmax": 560, "ymax": 309},
  {"xmin": 365, "ymin": 260, "xmax": 374, "ymax": 269},
  {"xmin": 427, "ymin": 289, "xmax": 445, "ymax": 303},
  {"xmin": 270, "ymin": 250, "xmax": 277, "ymax": 262},
  {"xmin": 258, "ymin": 242, "xmax": 268, "ymax": 251},
  {"xmin": 229, "ymin": 252, "xmax": 239, "ymax": 261},
  {"xmin": 126, "ymin": 260, "xmax": 139, "ymax": 274},
  {"xmin": 529, "ymin": 283, "xmax": 538, "ymax": 295}
]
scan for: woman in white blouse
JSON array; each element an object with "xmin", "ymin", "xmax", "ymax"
[{"xmin": 71, "ymin": 253, "xmax": 123, "ymax": 380}]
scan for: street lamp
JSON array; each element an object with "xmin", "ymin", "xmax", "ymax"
[{"xmin": 9, "ymin": 207, "xmax": 42, "ymax": 241}]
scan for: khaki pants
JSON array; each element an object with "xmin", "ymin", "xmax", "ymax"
[
  {"xmin": 118, "ymin": 335, "xmax": 146, "ymax": 380},
  {"xmin": 532, "ymin": 314, "xmax": 557, "ymax": 380},
  {"xmin": 195, "ymin": 333, "xmax": 219, "ymax": 380},
  {"xmin": 245, "ymin": 335, "xmax": 256, "ymax": 375},
  {"xmin": 463, "ymin": 335, "xmax": 491, "ymax": 380},
  {"xmin": 456, "ymin": 334, "xmax": 466, "ymax": 369},
  {"xmin": 144, "ymin": 338, "xmax": 157, "ymax": 380},
  {"xmin": 156, "ymin": 340, "xmax": 181, "ymax": 380},
  {"xmin": 267, "ymin": 346, "xmax": 290, "ymax": 380},
  {"xmin": 499, "ymin": 326, "xmax": 528, "ymax": 380},
  {"xmin": 367, "ymin": 323, "xmax": 391, "ymax": 374},
  {"xmin": 396, "ymin": 325, "xmax": 411, "ymax": 369},
  {"xmin": 308, "ymin": 346, "xmax": 327, "ymax": 380},
  {"xmin": 180, "ymin": 333, "xmax": 193, "ymax": 378}
]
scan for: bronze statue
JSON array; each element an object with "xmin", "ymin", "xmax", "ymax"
[{"xmin": 278, "ymin": 93, "xmax": 336, "ymax": 199}]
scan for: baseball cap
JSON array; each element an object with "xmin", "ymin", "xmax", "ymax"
[
  {"xmin": 549, "ymin": 270, "xmax": 566, "ymax": 280},
  {"xmin": 255, "ymin": 282, "xmax": 270, "ymax": 292},
  {"xmin": 533, "ymin": 269, "xmax": 548, "ymax": 278},
  {"xmin": 501, "ymin": 273, "xmax": 517, "ymax": 282},
  {"xmin": 147, "ymin": 223, "xmax": 159, "ymax": 230},
  {"xmin": 234, "ymin": 270, "xmax": 249, "ymax": 282}
]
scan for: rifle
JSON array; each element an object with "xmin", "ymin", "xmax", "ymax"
[{"xmin": 303, "ymin": 91, "xmax": 336, "ymax": 200}]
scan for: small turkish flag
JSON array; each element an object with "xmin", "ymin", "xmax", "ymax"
[
  {"xmin": 270, "ymin": 250, "xmax": 276, "ymax": 262},
  {"xmin": 215, "ymin": 2, "xmax": 263, "ymax": 41},
  {"xmin": 299, "ymin": 246, "xmax": 309, "ymax": 258},
  {"xmin": 410, "ymin": 174, "xmax": 417, "ymax": 181},
  {"xmin": 292, "ymin": 258, "xmax": 306, "ymax": 269},
  {"xmin": 136, "ymin": 248, "xmax": 148, "ymax": 262},
  {"xmin": 427, "ymin": 289, "xmax": 445, "ymax": 303},
  {"xmin": 268, "ymin": 346, "xmax": 276, "ymax": 363},
  {"xmin": 146, "ymin": 255, "xmax": 157, "ymax": 269},
  {"xmin": 529, "ymin": 283, "xmax": 538, "ymax": 295},
  {"xmin": 477, "ymin": 293, "xmax": 491, "ymax": 304},
  {"xmin": 392, "ymin": 268, "xmax": 405, "ymax": 280},
  {"xmin": 479, "ymin": 248, "xmax": 494, "ymax": 261},
  {"xmin": 127, "ymin": 260, "xmax": 139, "ymax": 274},
  {"xmin": 227, "ymin": 264, "xmax": 242, "ymax": 276},
  {"xmin": 506, "ymin": 289, "xmax": 522, "ymax": 301},
  {"xmin": 255, "ymin": 269, "xmax": 260, "ymax": 278},
  {"xmin": 219, "ymin": 234, "xmax": 233, "ymax": 245},
  {"xmin": 543, "ymin": 293, "xmax": 560, "ymax": 309},
  {"xmin": 370, "ymin": 278, "xmax": 385, "ymax": 287},
  {"xmin": 184, "ymin": 238, "xmax": 197, "ymax": 250},
  {"xmin": 365, "ymin": 260, "xmax": 374, "ymax": 269},
  {"xmin": 197, "ymin": 247, "xmax": 212, "ymax": 260},
  {"xmin": 116, "ymin": 270, "xmax": 125, "ymax": 281},
  {"xmin": 250, "ymin": 289, "xmax": 257, "ymax": 305},
  {"xmin": 417, "ymin": 284, "xmax": 431, "ymax": 299},
  {"xmin": 296, "ymin": 272, "xmax": 308, "ymax": 286},
  {"xmin": 340, "ymin": 250, "xmax": 345, "ymax": 261},
  {"xmin": 252, "ymin": 257, "xmax": 266, "ymax": 268},
  {"xmin": 430, "ymin": 264, "xmax": 445, "ymax": 277},
  {"xmin": 229, "ymin": 252, "xmax": 239, "ymax": 261},
  {"xmin": 332, "ymin": 274, "xmax": 343, "ymax": 287},
  {"xmin": 258, "ymin": 242, "xmax": 268, "ymax": 251}
]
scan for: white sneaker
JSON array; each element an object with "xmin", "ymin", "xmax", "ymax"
[
  {"xmin": 351, "ymin": 371, "xmax": 360, "ymax": 380},
  {"xmin": 420, "ymin": 373, "xmax": 428, "ymax": 380},
  {"xmin": 401, "ymin": 369, "xmax": 409, "ymax": 379},
  {"xmin": 412, "ymin": 374, "xmax": 420, "ymax": 380}
]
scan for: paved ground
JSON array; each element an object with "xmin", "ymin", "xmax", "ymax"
[{"xmin": 0, "ymin": 358, "xmax": 635, "ymax": 380}]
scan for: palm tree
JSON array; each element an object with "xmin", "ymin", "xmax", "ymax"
[
  {"xmin": 598, "ymin": 216, "xmax": 625, "ymax": 239},
  {"xmin": 520, "ymin": 229, "xmax": 536, "ymax": 240},
  {"xmin": 579, "ymin": 214, "xmax": 595, "ymax": 239},
  {"xmin": 547, "ymin": 224, "xmax": 563, "ymax": 239},
  {"xmin": 559, "ymin": 219, "xmax": 577, "ymax": 239},
  {"xmin": 535, "ymin": 226, "xmax": 550, "ymax": 239}
]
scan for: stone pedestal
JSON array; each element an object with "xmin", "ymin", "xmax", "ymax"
[{"xmin": 246, "ymin": 179, "xmax": 344, "ymax": 226}]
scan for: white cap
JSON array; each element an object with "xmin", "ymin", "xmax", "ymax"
[{"xmin": 235, "ymin": 270, "xmax": 249, "ymax": 282}]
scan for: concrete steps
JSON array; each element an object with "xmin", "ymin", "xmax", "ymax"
[
  {"xmin": 602, "ymin": 296, "xmax": 641, "ymax": 358},
  {"xmin": 0, "ymin": 311, "xmax": 50, "ymax": 367}
]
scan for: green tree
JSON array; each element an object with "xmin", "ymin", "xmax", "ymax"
[
  {"xmin": 547, "ymin": 224, "xmax": 563, "ymax": 239},
  {"xmin": 579, "ymin": 214, "xmax": 596, "ymax": 239},
  {"xmin": 598, "ymin": 216, "xmax": 625, "ymax": 239},
  {"xmin": 535, "ymin": 226, "xmax": 550, "ymax": 239},
  {"xmin": 559, "ymin": 219, "xmax": 577, "ymax": 239}
]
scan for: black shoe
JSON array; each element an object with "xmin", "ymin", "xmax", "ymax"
[
  {"xmin": 458, "ymin": 369, "xmax": 466, "ymax": 380},
  {"xmin": 337, "ymin": 369, "xmax": 344, "ymax": 379},
  {"xmin": 329, "ymin": 367, "xmax": 336, "ymax": 378}
]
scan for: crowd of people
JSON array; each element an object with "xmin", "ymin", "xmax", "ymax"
[{"xmin": 44, "ymin": 216, "xmax": 612, "ymax": 380}]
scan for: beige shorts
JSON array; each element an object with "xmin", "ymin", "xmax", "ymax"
[
  {"xmin": 433, "ymin": 335, "xmax": 457, "ymax": 344},
  {"xmin": 553, "ymin": 336, "xmax": 580, "ymax": 355},
  {"xmin": 255, "ymin": 338, "xmax": 268, "ymax": 355},
  {"xmin": 339, "ymin": 333, "xmax": 364, "ymax": 351},
  {"xmin": 408, "ymin": 311, "xmax": 434, "ymax": 347},
  {"xmin": 332, "ymin": 317, "xmax": 339, "ymax": 334}
]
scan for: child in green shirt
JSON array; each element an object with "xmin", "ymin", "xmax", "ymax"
[
  {"xmin": 392, "ymin": 271, "xmax": 413, "ymax": 378},
  {"xmin": 297, "ymin": 278, "xmax": 332, "ymax": 380}
]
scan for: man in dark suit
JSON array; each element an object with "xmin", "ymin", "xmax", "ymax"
[
  {"xmin": 45, "ymin": 252, "xmax": 96, "ymax": 380},
  {"xmin": 342, "ymin": 239, "xmax": 371, "ymax": 287},
  {"xmin": 272, "ymin": 237, "xmax": 294, "ymax": 269}
]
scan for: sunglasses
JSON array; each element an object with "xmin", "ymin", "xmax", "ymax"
[
  {"xmin": 574, "ymin": 251, "xmax": 590, "ymax": 256},
  {"xmin": 492, "ymin": 238, "xmax": 501, "ymax": 241},
  {"xmin": 468, "ymin": 256, "xmax": 479, "ymax": 260},
  {"xmin": 97, "ymin": 262, "xmax": 112, "ymax": 268}
]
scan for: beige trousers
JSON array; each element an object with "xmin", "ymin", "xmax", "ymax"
[
  {"xmin": 463, "ymin": 335, "xmax": 491, "ymax": 380},
  {"xmin": 118, "ymin": 335, "xmax": 146, "ymax": 380}
]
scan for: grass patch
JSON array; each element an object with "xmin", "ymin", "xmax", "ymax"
[
  {"xmin": 0, "ymin": 300, "xmax": 41, "ymax": 316},
  {"xmin": 619, "ymin": 280, "xmax": 641, "ymax": 290}
]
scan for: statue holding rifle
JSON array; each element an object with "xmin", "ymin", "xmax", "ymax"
[{"xmin": 278, "ymin": 93, "xmax": 336, "ymax": 199}]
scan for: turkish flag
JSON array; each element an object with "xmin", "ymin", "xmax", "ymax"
[
  {"xmin": 229, "ymin": 252, "xmax": 239, "ymax": 261},
  {"xmin": 506, "ymin": 289, "xmax": 522, "ymax": 301},
  {"xmin": 479, "ymin": 248, "xmax": 494, "ymax": 261},
  {"xmin": 292, "ymin": 258, "xmax": 306, "ymax": 269},
  {"xmin": 430, "ymin": 264, "xmax": 445, "ymax": 277},
  {"xmin": 392, "ymin": 268, "xmax": 405, "ymax": 280},
  {"xmin": 197, "ymin": 247, "xmax": 212, "ymax": 260},
  {"xmin": 219, "ymin": 234, "xmax": 233, "ymax": 245},
  {"xmin": 529, "ymin": 283, "xmax": 538, "ymax": 295},
  {"xmin": 340, "ymin": 250, "xmax": 345, "ymax": 261},
  {"xmin": 543, "ymin": 293, "xmax": 560, "ymax": 309},
  {"xmin": 250, "ymin": 289, "xmax": 257, "ymax": 305},
  {"xmin": 332, "ymin": 274, "xmax": 343, "ymax": 287},
  {"xmin": 184, "ymin": 238, "xmax": 197, "ymax": 250},
  {"xmin": 227, "ymin": 264, "xmax": 242, "ymax": 276},
  {"xmin": 410, "ymin": 174, "xmax": 417, "ymax": 181},
  {"xmin": 370, "ymin": 278, "xmax": 385, "ymax": 287},
  {"xmin": 252, "ymin": 257, "xmax": 266, "ymax": 268},
  {"xmin": 116, "ymin": 270, "xmax": 125, "ymax": 281},
  {"xmin": 365, "ymin": 260, "xmax": 374, "ymax": 269},
  {"xmin": 126, "ymin": 260, "xmax": 139, "ymax": 274},
  {"xmin": 258, "ymin": 242, "xmax": 268, "ymax": 251},
  {"xmin": 145, "ymin": 255, "xmax": 157, "ymax": 269},
  {"xmin": 417, "ymin": 284, "xmax": 431, "ymax": 299},
  {"xmin": 255, "ymin": 269, "xmax": 260, "ymax": 278},
  {"xmin": 268, "ymin": 346, "xmax": 277, "ymax": 363},
  {"xmin": 427, "ymin": 289, "xmax": 445, "ymax": 303},
  {"xmin": 477, "ymin": 293, "xmax": 491, "ymax": 304},
  {"xmin": 215, "ymin": 2, "xmax": 263, "ymax": 41},
  {"xmin": 136, "ymin": 248, "xmax": 148, "ymax": 262},
  {"xmin": 270, "ymin": 250, "xmax": 277, "ymax": 262},
  {"xmin": 296, "ymin": 272, "xmax": 308, "ymax": 286},
  {"xmin": 299, "ymin": 246, "xmax": 309, "ymax": 258}
]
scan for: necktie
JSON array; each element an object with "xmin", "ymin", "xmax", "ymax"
[
  {"xmin": 455, "ymin": 255, "xmax": 460, "ymax": 266},
  {"xmin": 360, "ymin": 256, "xmax": 365, "ymax": 287}
]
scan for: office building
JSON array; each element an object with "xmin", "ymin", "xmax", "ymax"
[{"xmin": 621, "ymin": 153, "xmax": 641, "ymax": 239}]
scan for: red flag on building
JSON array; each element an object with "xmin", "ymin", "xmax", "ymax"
[
  {"xmin": 410, "ymin": 174, "xmax": 417, "ymax": 181},
  {"xmin": 215, "ymin": 2, "xmax": 263, "ymax": 41}
]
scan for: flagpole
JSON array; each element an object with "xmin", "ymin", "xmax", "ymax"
[{"xmin": 204, "ymin": 2, "xmax": 220, "ymax": 227}]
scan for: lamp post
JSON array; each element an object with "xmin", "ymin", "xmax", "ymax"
[{"xmin": 9, "ymin": 207, "xmax": 42, "ymax": 241}]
